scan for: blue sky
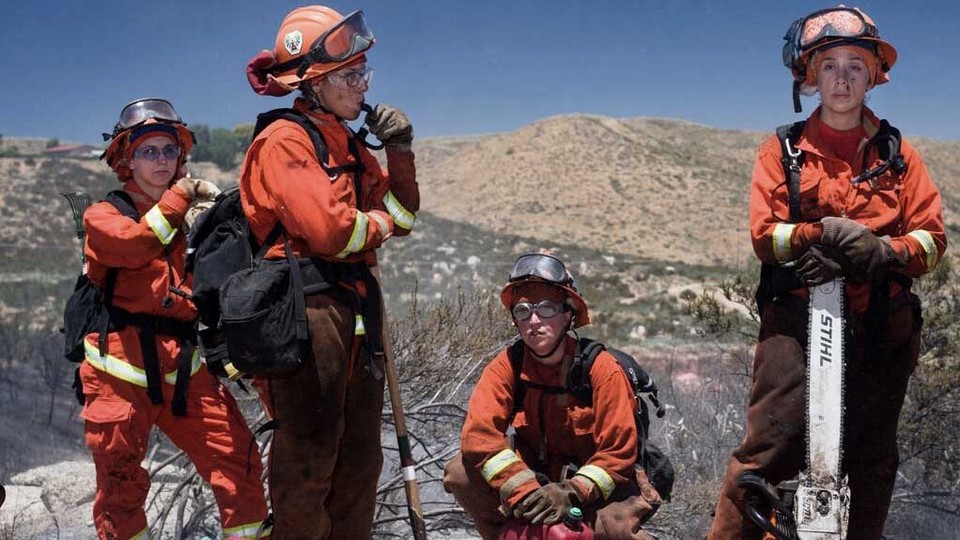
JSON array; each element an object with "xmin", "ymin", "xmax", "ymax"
[{"xmin": 3, "ymin": 1, "xmax": 959, "ymax": 144}]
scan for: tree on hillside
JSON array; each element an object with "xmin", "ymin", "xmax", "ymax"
[
  {"xmin": 190, "ymin": 124, "xmax": 250, "ymax": 171},
  {"xmin": 46, "ymin": 138, "xmax": 60, "ymax": 149}
]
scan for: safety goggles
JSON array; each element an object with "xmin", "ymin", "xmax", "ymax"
[
  {"xmin": 787, "ymin": 7, "xmax": 877, "ymax": 57},
  {"xmin": 133, "ymin": 143, "xmax": 181, "ymax": 162},
  {"xmin": 508, "ymin": 253, "xmax": 571, "ymax": 285},
  {"xmin": 118, "ymin": 98, "xmax": 182, "ymax": 131},
  {"xmin": 296, "ymin": 10, "xmax": 374, "ymax": 77},
  {"xmin": 511, "ymin": 300, "xmax": 568, "ymax": 322},
  {"xmin": 327, "ymin": 66, "xmax": 374, "ymax": 89}
]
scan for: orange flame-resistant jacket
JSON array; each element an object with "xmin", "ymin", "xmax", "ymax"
[
  {"xmin": 460, "ymin": 338, "xmax": 639, "ymax": 509},
  {"xmin": 239, "ymin": 98, "xmax": 419, "ymax": 265},
  {"xmin": 750, "ymin": 107, "xmax": 946, "ymax": 312},
  {"xmin": 82, "ymin": 181, "xmax": 200, "ymax": 380}
]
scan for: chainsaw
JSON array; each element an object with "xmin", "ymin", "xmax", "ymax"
[{"xmin": 739, "ymin": 277, "xmax": 850, "ymax": 539}]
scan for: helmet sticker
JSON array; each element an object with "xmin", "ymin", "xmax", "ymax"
[{"xmin": 284, "ymin": 30, "xmax": 303, "ymax": 55}]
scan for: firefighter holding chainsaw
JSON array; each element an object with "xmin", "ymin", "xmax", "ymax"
[
  {"xmin": 242, "ymin": 5, "xmax": 419, "ymax": 538},
  {"xmin": 710, "ymin": 6, "xmax": 945, "ymax": 539}
]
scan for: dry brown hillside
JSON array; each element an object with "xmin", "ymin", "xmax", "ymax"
[{"xmin": 416, "ymin": 114, "xmax": 960, "ymax": 266}]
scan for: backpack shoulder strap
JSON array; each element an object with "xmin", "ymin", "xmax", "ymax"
[
  {"xmin": 507, "ymin": 339, "xmax": 527, "ymax": 419},
  {"xmin": 103, "ymin": 189, "xmax": 140, "ymax": 221},
  {"xmin": 567, "ymin": 337, "xmax": 605, "ymax": 405},
  {"xmin": 253, "ymin": 108, "xmax": 356, "ymax": 178},
  {"xmin": 775, "ymin": 121, "xmax": 806, "ymax": 223}
]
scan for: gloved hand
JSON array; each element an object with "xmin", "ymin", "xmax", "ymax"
[
  {"xmin": 820, "ymin": 217, "xmax": 897, "ymax": 280},
  {"xmin": 796, "ymin": 244, "xmax": 849, "ymax": 284},
  {"xmin": 194, "ymin": 179, "xmax": 221, "ymax": 202},
  {"xmin": 183, "ymin": 200, "xmax": 214, "ymax": 233},
  {"xmin": 174, "ymin": 177, "xmax": 198, "ymax": 200},
  {"xmin": 365, "ymin": 103, "xmax": 414, "ymax": 150},
  {"xmin": 513, "ymin": 482, "xmax": 581, "ymax": 525}
]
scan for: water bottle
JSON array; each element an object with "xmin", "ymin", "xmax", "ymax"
[{"xmin": 544, "ymin": 507, "xmax": 594, "ymax": 540}]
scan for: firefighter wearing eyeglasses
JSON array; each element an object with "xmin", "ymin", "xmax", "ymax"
[
  {"xmin": 709, "ymin": 7, "xmax": 945, "ymax": 539},
  {"xmin": 241, "ymin": 5, "xmax": 419, "ymax": 538},
  {"xmin": 82, "ymin": 98, "xmax": 270, "ymax": 539},
  {"xmin": 443, "ymin": 254, "xmax": 660, "ymax": 540}
]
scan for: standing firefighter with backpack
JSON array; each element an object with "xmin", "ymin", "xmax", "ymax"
[
  {"xmin": 80, "ymin": 99, "xmax": 269, "ymax": 539},
  {"xmin": 444, "ymin": 253, "xmax": 665, "ymax": 540},
  {"xmin": 709, "ymin": 7, "xmax": 946, "ymax": 539},
  {"xmin": 241, "ymin": 5, "xmax": 419, "ymax": 538}
]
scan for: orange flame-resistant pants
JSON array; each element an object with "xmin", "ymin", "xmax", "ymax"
[
  {"xmin": 443, "ymin": 452, "xmax": 658, "ymax": 540},
  {"xmin": 258, "ymin": 293, "xmax": 385, "ymax": 539},
  {"xmin": 80, "ymin": 357, "xmax": 269, "ymax": 540},
  {"xmin": 709, "ymin": 293, "xmax": 921, "ymax": 540}
]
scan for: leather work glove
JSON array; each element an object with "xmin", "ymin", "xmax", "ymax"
[
  {"xmin": 796, "ymin": 244, "xmax": 850, "ymax": 285},
  {"xmin": 194, "ymin": 179, "xmax": 221, "ymax": 202},
  {"xmin": 365, "ymin": 103, "xmax": 414, "ymax": 150},
  {"xmin": 174, "ymin": 177, "xmax": 198, "ymax": 200},
  {"xmin": 183, "ymin": 200, "xmax": 215, "ymax": 233},
  {"xmin": 513, "ymin": 481, "xmax": 581, "ymax": 525},
  {"xmin": 820, "ymin": 217, "xmax": 900, "ymax": 281}
]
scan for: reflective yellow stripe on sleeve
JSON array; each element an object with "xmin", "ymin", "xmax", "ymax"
[
  {"xmin": 354, "ymin": 314, "xmax": 366, "ymax": 336},
  {"xmin": 772, "ymin": 223, "xmax": 797, "ymax": 263},
  {"xmin": 84, "ymin": 340, "xmax": 201, "ymax": 387},
  {"xmin": 481, "ymin": 448, "xmax": 522, "ymax": 483},
  {"xmin": 383, "ymin": 190, "xmax": 416, "ymax": 231},
  {"xmin": 128, "ymin": 525, "xmax": 149, "ymax": 540},
  {"xmin": 144, "ymin": 205, "xmax": 177, "ymax": 246},
  {"xmin": 335, "ymin": 211, "xmax": 369, "ymax": 258},
  {"xmin": 575, "ymin": 464, "xmax": 617, "ymax": 500},
  {"xmin": 223, "ymin": 520, "xmax": 268, "ymax": 539},
  {"xmin": 907, "ymin": 229, "xmax": 938, "ymax": 271}
]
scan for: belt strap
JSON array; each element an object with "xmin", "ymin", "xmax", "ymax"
[{"xmin": 139, "ymin": 321, "xmax": 164, "ymax": 407}]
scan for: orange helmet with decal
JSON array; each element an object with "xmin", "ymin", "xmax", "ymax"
[
  {"xmin": 100, "ymin": 98, "xmax": 194, "ymax": 182},
  {"xmin": 247, "ymin": 6, "xmax": 375, "ymax": 96}
]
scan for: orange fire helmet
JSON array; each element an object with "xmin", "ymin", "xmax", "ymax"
[
  {"xmin": 100, "ymin": 98, "xmax": 194, "ymax": 182},
  {"xmin": 500, "ymin": 253, "xmax": 591, "ymax": 328}
]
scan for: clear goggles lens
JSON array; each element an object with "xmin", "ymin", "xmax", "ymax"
[
  {"xmin": 799, "ymin": 8, "xmax": 876, "ymax": 49},
  {"xmin": 329, "ymin": 66, "xmax": 374, "ymax": 88},
  {"xmin": 133, "ymin": 143, "xmax": 181, "ymax": 162},
  {"xmin": 511, "ymin": 300, "xmax": 567, "ymax": 321},
  {"xmin": 118, "ymin": 98, "xmax": 181, "ymax": 130},
  {"xmin": 306, "ymin": 10, "xmax": 374, "ymax": 65},
  {"xmin": 508, "ymin": 253, "xmax": 570, "ymax": 285}
]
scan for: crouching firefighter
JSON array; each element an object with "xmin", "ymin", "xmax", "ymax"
[
  {"xmin": 79, "ymin": 98, "xmax": 270, "ymax": 540},
  {"xmin": 242, "ymin": 5, "xmax": 419, "ymax": 538},
  {"xmin": 444, "ymin": 253, "xmax": 663, "ymax": 540},
  {"xmin": 709, "ymin": 6, "xmax": 946, "ymax": 540}
]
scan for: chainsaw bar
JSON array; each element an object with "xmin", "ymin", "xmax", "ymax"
[{"xmin": 799, "ymin": 278, "xmax": 850, "ymax": 538}]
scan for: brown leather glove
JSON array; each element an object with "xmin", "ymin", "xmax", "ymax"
[
  {"xmin": 174, "ymin": 177, "xmax": 198, "ymax": 200},
  {"xmin": 194, "ymin": 179, "xmax": 221, "ymax": 202},
  {"xmin": 795, "ymin": 244, "xmax": 850, "ymax": 285},
  {"xmin": 513, "ymin": 482, "xmax": 581, "ymax": 525},
  {"xmin": 820, "ymin": 217, "xmax": 899, "ymax": 281},
  {"xmin": 183, "ymin": 200, "xmax": 214, "ymax": 233},
  {"xmin": 365, "ymin": 103, "xmax": 413, "ymax": 150}
]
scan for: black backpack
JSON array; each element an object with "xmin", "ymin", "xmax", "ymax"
[
  {"xmin": 508, "ymin": 338, "xmax": 674, "ymax": 501},
  {"xmin": 62, "ymin": 190, "xmax": 139, "ymax": 362},
  {"xmin": 186, "ymin": 108, "xmax": 334, "ymax": 328}
]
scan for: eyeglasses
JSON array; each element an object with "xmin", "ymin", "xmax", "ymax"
[
  {"xmin": 508, "ymin": 253, "xmax": 573, "ymax": 285},
  {"xmin": 328, "ymin": 66, "xmax": 374, "ymax": 89},
  {"xmin": 511, "ymin": 300, "xmax": 568, "ymax": 321},
  {"xmin": 118, "ymin": 98, "xmax": 182, "ymax": 130},
  {"xmin": 295, "ymin": 10, "xmax": 375, "ymax": 78},
  {"xmin": 133, "ymin": 144, "xmax": 181, "ymax": 162}
]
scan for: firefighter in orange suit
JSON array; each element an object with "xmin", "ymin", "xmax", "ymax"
[
  {"xmin": 241, "ymin": 5, "xmax": 419, "ymax": 538},
  {"xmin": 82, "ymin": 98, "xmax": 269, "ymax": 539},
  {"xmin": 710, "ymin": 7, "xmax": 946, "ymax": 539},
  {"xmin": 444, "ymin": 254, "xmax": 660, "ymax": 540}
]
